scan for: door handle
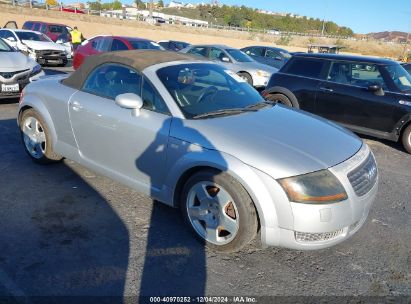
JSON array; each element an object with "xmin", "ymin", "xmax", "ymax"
[
  {"xmin": 320, "ymin": 87, "xmax": 334, "ymax": 93},
  {"xmin": 70, "ymin": 101, "xmax": 83, "ymax": 111}
]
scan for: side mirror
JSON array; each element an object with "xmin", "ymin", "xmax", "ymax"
[
  {"xmin": 6, "ymin": 37, "xmax": 16, "ymax": 42},
  {"xmin": 368, "ymin": 84, "xmax": 384, "ymax": 96},
  {"xmin": 274, "ymin": 56, "xmax": 282, "ymax": 61},
  {"xmin": 115, "ymin": 93, "xmax": 143, "ymax": 116},
  {"xmin": 221, "ymin": 56, "xmax": 230, "ymax": 63}
]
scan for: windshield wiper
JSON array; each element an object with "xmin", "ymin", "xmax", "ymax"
[
  {"xmin": 244, "ymin": 101, "xmax": 275, "ymax": 110},
  {"xmin": 192, "ymin": 107, "xmax": 259, "ymax": 119}
]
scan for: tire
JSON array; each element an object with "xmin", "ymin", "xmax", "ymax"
[
  {"xmin": 265, "ymin": 93, "xmax": 294, "ymax": 107},
  {"xmin": 237, "ymin": 72, "xmax": 253, "ymax": 86},
  {"xmin": 401, "ymin": 124, "xmax": 411, "ymax": 154},
  {"xmin": 20, "ymin": 109, "xmax": 62, "ymax": 164},
  {"xmin": 180, "ymin": 169, "xmax": 258, "ymax": 253}
]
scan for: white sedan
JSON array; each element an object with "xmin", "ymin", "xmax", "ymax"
[
  {"xmin": 0, "ymin": 29, "xmax": 68, "ymax": 66},
  {"xmin": 0, "ymin": 38, "xmax": 44, "ymax": 99}
]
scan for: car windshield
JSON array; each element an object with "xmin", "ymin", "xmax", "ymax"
[
  {"xmin": 0, "ymin": 38, "xmax": 14, "ymax": 52},
  {"xmin": 129, "ymin": 40, "xmax": 162, "ymax": 50},
  {"xmin": 157, "ymin": 63, "xmax": 265, "ymax": 119},
  {"xmin": 16, "ymin": 31, "xmax": 48, "ymax": 42},
  {"xmin": 385, "ymin": 64, "xmax": 411, "ymax": 92},
  {"xmin": 226, "ymin": 49, "xmax": 254, "ymax": 62}
]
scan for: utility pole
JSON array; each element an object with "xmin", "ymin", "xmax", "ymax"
[{"xmin": 149, "ymin": 0, "xmax": 153, "ymax": 18}]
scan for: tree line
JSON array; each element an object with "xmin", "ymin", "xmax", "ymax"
[{"xmin": 179, "ymin": 4, "xmax": 354, "ymax": 36}]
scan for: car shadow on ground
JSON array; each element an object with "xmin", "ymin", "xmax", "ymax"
[
  {"xmin": 0, "ymin": 115, "xmax": 209, "ymax": 302},
  {"xmin": 0, "ymin": 118, "xmax": 130, "ymax": 303}
]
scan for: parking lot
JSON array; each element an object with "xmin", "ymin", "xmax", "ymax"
[{"xmin": 0, "ymin": 64, "xmax": 409, "ymax": 301}]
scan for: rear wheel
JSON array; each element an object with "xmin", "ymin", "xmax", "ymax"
[
  {"xmin": 180, "ymin": 170, "xmax": 258, "ymax": 252},
  {"xmin": 20, "ymin": 109, "xmax": 62, "ymax": 164},
  {"xmin": 265, "ymin": 93, "xmax": 294, "ymax": 107},
  {"xmin": 401, "ymin": 124, "xmax": 411, "ymax": 154},
  {"xmin": 237, "ymin": 72, "xmax": 253, "ymax": 86}
]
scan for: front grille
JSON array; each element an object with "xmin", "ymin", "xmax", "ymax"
[
  {"xmin": 0, "ymin": 69, "xmax": 30, "ymax": 79},
  {"xmin": 295, "ymin": 229, "xmax": 344, "ymax": 243},
  {"xmin": 347, "ymin": 153, "xmax": 378, "ymax": 196},
  {"xmin": 35, "ymin": 50, "xmax": 66, "ymax": 58}
]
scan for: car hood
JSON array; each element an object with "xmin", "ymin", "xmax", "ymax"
[
  {"xmin": 22, "ymin": 40, "xmax": 66, "ymax": 51},
  {"xmin": 170, "ymin": 105, "xmax": 362, "ymax": 179},
  {"xmin": 0, "ymin": 52, "xmax": 36, "ymax": 70}
]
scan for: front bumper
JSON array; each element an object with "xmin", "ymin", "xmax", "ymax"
[
  {"xmin": 0, "ymin": 70, "xmax": 45, "ymax": 99},
  {"xmin": 261, "ymin": 143, "xmax": 378, "ymax": 250},
  {"xmin": 250, "ymin": 73, "xmax": 271, "ymax": 88},
  {"xmin": 34, "ymin": 50, "xmax": 68, "ymax": 66}
]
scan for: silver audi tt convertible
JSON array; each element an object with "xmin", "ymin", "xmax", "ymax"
[{"xmin": 18, "ymin": 50, "xmax": 378, "ymax": 252}]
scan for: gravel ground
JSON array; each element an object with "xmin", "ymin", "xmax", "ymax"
[{"xmin": 0, "ymin": 66, "xmax": 410, "ymax": 302}]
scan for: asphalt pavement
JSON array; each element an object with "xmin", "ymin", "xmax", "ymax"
[{"xmin": 0, "ymin": 63, "xmax": 409, "ymax": 302}]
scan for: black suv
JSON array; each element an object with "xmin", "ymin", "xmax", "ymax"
[{"xmin": 263, "ymin": 53, "xmax": 411, "ymax": 153}]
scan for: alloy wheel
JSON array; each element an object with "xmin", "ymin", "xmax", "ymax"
[{"xmin": 186, "ymin": 181, "xmax": 239, "ymax": 245}]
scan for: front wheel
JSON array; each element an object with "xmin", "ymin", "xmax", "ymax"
[
  {"xmin": 401, "ymin": 124, "xmax": 411, "ymax": 154},
  {"xmin": 20, "ymin": 109, "xmax": 62, "ymax": 164},
  {"xmin": 265, "ymin": 93, "xmax": 294, "ymax": 107},
  {"xmin": 180, "ymin": 170, "xmax": 258, "ymax": 252}
]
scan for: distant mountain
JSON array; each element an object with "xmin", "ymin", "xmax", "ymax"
[{"xmin": 367, "ymin": 31, "xmax": 409, "ymax": 42}]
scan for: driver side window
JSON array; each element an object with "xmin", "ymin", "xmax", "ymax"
[
  {"xmin": 82, "ymin": 64, "xmax": 142, "ymax": 100},
  {"xmin": 328, "ymin": 61, "xmax": 386, "ymax": 89},
  {"xmin": 209, "ymin": 48, "xmax": 226, "ymax": 62}
]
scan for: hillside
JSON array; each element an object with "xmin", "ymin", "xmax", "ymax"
[
  {"xmin": 0, "ymin": 4, "xmax": 406, "ymax": 58},
  {"xmin": 368, "ymin": 31, "xmax": 409, "ymax": 42},
  {"xmin": 162, "ymin": 5, "xmax": 354, "ymax": 36}
]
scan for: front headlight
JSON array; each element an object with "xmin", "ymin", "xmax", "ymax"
[
  {"xmin": 278, "ymin": 170, "xmax": 348, "ymax": 204},
  {"xmin": 256, "ymin": 70, "xmax": 271, "ymax": 77}
]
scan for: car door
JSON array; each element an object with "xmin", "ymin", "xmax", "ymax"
[
  {"xmin": 208, "ymin": 47, "xmax": 237, "ymax": 71},
  {"xmin": 110, "ymin": 38, "xmax": 129, "ymax": 51},
  {"xmin": 3, "ymin": 21, "xmax": 18, "ymax": 29},
  {"xmin": 315, "ymin": 61, "xmax": 395, "ymax": 133},
  {"xmin": 68, "ymin": 63, "xmax": 172, "ymax": 191},
  {"xmin": 265, "ymin": 49, "xmax": 285, "ymax": 69},
  {"xmin": 186, "ymin": 46, "xmax": 208, "ymax": 59},
  {"xmin": 243, "ymin": 47, "xmax": 265, "ymax": 64}
]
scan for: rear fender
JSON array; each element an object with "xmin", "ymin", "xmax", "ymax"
[{"xmin": 18, "ymin": 94, "xmax": 58, "ymax": 149}]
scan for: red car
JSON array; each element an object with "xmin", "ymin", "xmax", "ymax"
[
  {"xmin": 22, "ymin": 21, "xmax": 71, "ymax": 42},
  {"xmin": 61, "ymin": 8, "xmax": 85, "ymax": 14},
  {"xmin": 73, "ymin": 36, "xmax": 164, "ymax": 70}
]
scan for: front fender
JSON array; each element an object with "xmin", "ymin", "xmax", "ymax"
[{"xmin": 162, "ymin": 139, "xmax": 283, "ymax": 239}]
